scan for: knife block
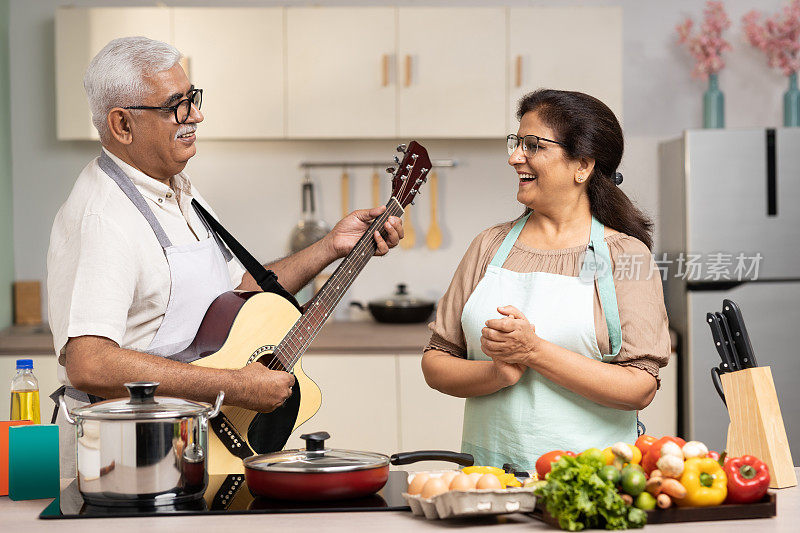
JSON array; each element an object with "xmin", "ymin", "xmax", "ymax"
[{"xmin": 720, "ymin": 366, "xmax": 796, "ymax": 488}]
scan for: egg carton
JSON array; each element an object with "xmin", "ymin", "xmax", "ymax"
[{"xmin": 403, "ymin": 488, "xmax": 537, "ymax": 519}]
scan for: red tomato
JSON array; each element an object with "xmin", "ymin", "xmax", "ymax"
[
  {"xmin": 642, "ymin": 436, "xmax": 686, "ymax": 474},
  {"xmin": 707, "ymin": 450, "xmax": 721, "ymax": 462},
  {"xmin": 635, "ymin": 435, "xmax": 657, "ymax": 459},
  {"xmin": 536, "ymin": 450, "xmax": 576, "ymax": 478}
]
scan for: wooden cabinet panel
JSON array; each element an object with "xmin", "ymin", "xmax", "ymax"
[
  {"xmin": 173, "ymin": 8, "xmax": 284, "ymax": 139},
  {"xmin": 287, "ymin": 8, "xmax": 396, "ymax": 138},
  {"xmin": 284, "ymin": 354, "xmax": 399, "ymax": 454},
  {"xmin": 55, "ymin": 7, "xmax": 172, "ymax": 140},
  {"xmin": 397, "ymin": 7, "xmax": 506, "ymax": 138},
  {"xmin": 397, "ymin": 354, "xmax": 464, "ymax": 458},
  {"xmin": 508, "ymin": 7, "xmax": 623, "ymax": 130}
]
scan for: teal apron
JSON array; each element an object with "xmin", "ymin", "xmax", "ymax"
[{"xmin": 460, "ymin": 214, "xmax": 636, "ymax": 469}]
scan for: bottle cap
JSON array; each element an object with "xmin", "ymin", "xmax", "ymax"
[{"xmin": 16, "ymin": 359, "xmax": 33, "ymax": 370}]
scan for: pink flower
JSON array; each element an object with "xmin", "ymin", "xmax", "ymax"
[
  {"xmin": 676, "ymin": 1, "xmax": 732, "ymax": 80},
  {"xmin": 744, "ymin": 0, "xmax": 800, "ymax": 76}
]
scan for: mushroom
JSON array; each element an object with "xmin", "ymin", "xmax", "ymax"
[
  {"xmin": 660, "ymin": 441, "xmax": 684, "ymax": 459},
  {"xmin": 611, "ymin": 441, "xmax": 633, "ymax": 469},
  {"xmin": 681, "ymin": 440, "xmax": 709, "ymax": 460},
  {"xmin": 656, "ymin": 454, "xmax": 685, "ymax": 479}
]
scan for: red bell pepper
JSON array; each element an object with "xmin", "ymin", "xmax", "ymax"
[
  {"xmin": 724, "ymin": 455, "xmax": 770, "ymax": 504},
  {"xmin": 642, "ymin": 436, "xmax": 686, "ymax": 474}
]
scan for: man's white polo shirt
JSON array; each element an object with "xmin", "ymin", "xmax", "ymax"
[{"xmin": 47, "ymin": 148, "xmax": 246, "ymax": 385}]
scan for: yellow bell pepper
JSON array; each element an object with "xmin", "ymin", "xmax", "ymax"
[
  {"xmin": 497, "ymin": 472, "xmax": 522, "ymax": 488},
  {"xmin": 602, "ymin": 447, "xmax": 615, "ymax": 465},
  {"xmin": 678, "ymin": 457, "xmax": 727, "ymax": 507},
  {"xmin": 628, "ymin": 444, "xmax": 642, "ymax": 465},
  {"xmin": 462, "ymin": 465, "xmax": 505, "ymax": 476}
]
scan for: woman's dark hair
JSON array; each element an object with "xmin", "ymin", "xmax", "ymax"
[{"xmin": 517, "ymin": 89, "xmax": 653, "ymax": 250}]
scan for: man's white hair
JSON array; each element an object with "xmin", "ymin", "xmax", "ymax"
[{"xmin": 84, "ymin": 36, "xmax": 181, "ymax": 141}]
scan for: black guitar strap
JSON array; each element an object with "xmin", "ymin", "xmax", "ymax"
[{"xmin": 191, "ymin": 199, "xmax": 302, "ymax": 312}]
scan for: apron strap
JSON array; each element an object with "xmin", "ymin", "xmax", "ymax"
[
  {"xmin": 98, "ymin": 151, "xmax": 173, "ymax": 249},
  {"xmin": 585, "ymin": 217, "xmax": 623, "ymax": 360},
  {"xmin": 193, "ymin": 202, "xmax": 234, "ymax": 262},
  {"xmin": 489, "ymin": 213, "xmax": 531, "ymax": 268}
]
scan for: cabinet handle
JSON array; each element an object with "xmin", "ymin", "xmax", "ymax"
[
  {"xmin": 404, "ymin": 55, "xmax": 412, "ymax": 87},
  {"xmin": 381, "ymin": 54, "xmax": 390, "ymax": 87},
  {"xmin": 515, "ymin": 55, "xmax": 522, "ymax": 88}
]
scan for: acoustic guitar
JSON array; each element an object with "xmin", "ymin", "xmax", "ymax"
[{"xmin": 174, "ymin": 141, "xmax": 432, "ymax": 474}]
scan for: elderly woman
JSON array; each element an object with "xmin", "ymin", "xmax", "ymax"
[{"xmin": 422, "ymin": 89, "xmax": 670, "ymax": 469}]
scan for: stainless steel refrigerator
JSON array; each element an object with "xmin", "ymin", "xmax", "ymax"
[{"xmin": 659, "ymin": 128, "xmax": 800, "ymax": 458}]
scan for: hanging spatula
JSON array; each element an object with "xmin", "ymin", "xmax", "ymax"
[
  {"xmin": 341, "ymin": 168, "xmax": 350, "ymax": 218},
  {"xmin": 425, "ymin": 170, "xmax": 442, "ymax": 250}
]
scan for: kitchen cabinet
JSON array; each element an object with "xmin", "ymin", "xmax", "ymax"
[
  {"xmin": 56, "ymin": 6, "xmax": 622, "ymax": 140},
  {"xmin": 55, "ymin": 7, "xmax": 172, "ymax": 140},
  {"xmin": 286, "ymin": 8, "xmax": 396, "ymax": 138},
  {"xmin": 283, "ymin": 352, "xmax": 465, "ymax": 468},
  {"xmin": 507, "ymin": 7, "xmax": 623, "ymax": 129},
  {"xmin": 284, "ymin": 353, "xmax": 399, "ymax": 455},
  {"xmin": 173, "ymin": 8, "xmax": 285, "ymax": 139},
  {"xmin": 397, "ymin": 7, "xmax": 506, "ymax": 138},
  {"xmin": 397, "ymin": 354, "xmax": 463, "ymax": 452}
]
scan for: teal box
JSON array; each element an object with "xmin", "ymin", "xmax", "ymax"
[{"xmin": 8, "ymin": 424, "xmax": 60, "ymax": 500}]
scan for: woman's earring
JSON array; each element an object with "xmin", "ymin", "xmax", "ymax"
[{"xmin": 576, "ymin": 175, "xmax": 585, "ymax": 183}]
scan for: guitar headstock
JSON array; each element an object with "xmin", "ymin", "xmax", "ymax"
[{"xmin": 390, "ymin": 141, "xmax": 432, "ymax": 209}]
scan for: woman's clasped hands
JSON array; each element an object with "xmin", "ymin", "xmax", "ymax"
[{"xmin": 481, "ymin": 305, "xmax": 541, "ymax": 387}]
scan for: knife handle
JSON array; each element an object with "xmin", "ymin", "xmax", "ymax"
[
  {"xmin": 706, "ymin": 313, "xmax": 733, "ymax": 372},
  {"xmin": 715, "ymin": 312, "xmax": 740, "ymax": 371},
  {"xmin": 722, "ymin": 299, "xmax": 758, "ymax": 368},
  {"xmin": 711, "ymin": 366, "xmax": 727, "ymax": 406}
]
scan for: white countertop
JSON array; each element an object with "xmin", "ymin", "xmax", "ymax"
[{"xmin": 2, "ymin": 470, "xmax": 798, "ymax": 532}]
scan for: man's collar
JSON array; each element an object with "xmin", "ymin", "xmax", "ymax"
[{"xmin": 101, "ymin": 147, "xmax": 192, "ymax": 200}]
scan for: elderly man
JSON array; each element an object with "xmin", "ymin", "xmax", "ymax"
[{"xmin": 47, "ymin": 36, "xmax": 403, "ymax": 475}]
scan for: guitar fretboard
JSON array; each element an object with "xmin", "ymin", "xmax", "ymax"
[{"xmin": 271, "ymin": 198, "xmax": 404, "ymax": 370}]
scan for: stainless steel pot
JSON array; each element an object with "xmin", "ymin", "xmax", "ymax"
[{"xmin": 59, "ymin": 381, "xmax": 224, "ymax": 507}]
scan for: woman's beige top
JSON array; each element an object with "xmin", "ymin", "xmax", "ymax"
[{"xmin": 425, "ymin": 220, "xmax": 671, "ymax": 386}]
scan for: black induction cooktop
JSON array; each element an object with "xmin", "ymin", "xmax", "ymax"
[{"xmin": 39, "ymin": 471, "xmax": 410, "ymax": 519}]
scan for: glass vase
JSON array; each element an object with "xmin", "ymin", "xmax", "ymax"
[
  {"xmin": 784, "ymin": 72, "xmax": 800, "ymax": 127},
  {"xmin": 703, "ymin": 73, "xmax": 725, "ymax": 129}
]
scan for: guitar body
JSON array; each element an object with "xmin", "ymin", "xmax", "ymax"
[{"xmin": 180, "ymin": 291, "xmax": 321, "ymax": 475}]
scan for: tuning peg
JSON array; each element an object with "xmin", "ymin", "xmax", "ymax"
[
  {"xmin": 393, "ymin": 156, "xmax": 401, "ymax": 164},
  {"xmin": 396, "ymin": 144, "xmax": 407, "ymax": 153},
  {"xmin": 385, "ymin": 167, "xmax": 395, "ymax": 174}
]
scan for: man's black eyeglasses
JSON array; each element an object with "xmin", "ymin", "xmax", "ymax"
[
  {"xmin": 507, "ymin": 134, "xmax": 566, "ymax": 158},
  {"xmin": 124, "ymin": 88, "xmax": 203, "ymax": 124}
]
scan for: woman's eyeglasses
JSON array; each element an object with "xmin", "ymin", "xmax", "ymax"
[
  {"xmin": 506, "ymin": 134, "xmax": 566, "ymax": 158},
  {"xmin": 124, "ymin": 88, "xmax": 203, "ymax": 124}
]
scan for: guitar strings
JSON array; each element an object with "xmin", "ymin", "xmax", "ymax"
[
  {"xmin": 266, "ymin": 203, "xmax": 398, "ymax": 372},
  {"xmin": 266, "ymin": 156, "xmax": 423, "ymax": 373}
]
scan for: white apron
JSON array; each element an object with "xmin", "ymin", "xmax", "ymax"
[
  {"xmin": 460, "ymin": 214, "xmax": 636, "ymax": 469},
  {"xmin": 55, "ymin": 152, "xmax": 234, "ymax": 477}
]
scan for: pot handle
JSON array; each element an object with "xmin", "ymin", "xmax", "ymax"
[
  {"xmin": 208, "ymin": 391, "xmax": 225, "ymax": 418},
  {"xmin": 58, "ymin": 395, "xmax": 77, "ymax": 425},
  {"xmin": 390, "ymin": 450, "xmax": 474, "ymax": 467}
]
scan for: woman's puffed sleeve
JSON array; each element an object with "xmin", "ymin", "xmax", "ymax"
[
  {"xmin": 607, "ymin": 235, "xmax": 671, "ymax": 386},
  {"xmin": 424, "ymin": 224, "xmax": 509, "ymax": 358}
]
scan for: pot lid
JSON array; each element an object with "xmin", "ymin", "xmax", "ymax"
[
  {"xmin": 370, "ymin": 284, "xmax": 433, "ymax": 308},
  {"xmin": 70, "ymin": 382, "xmax": 213, "ymax": 421},
  {"xmin": 243, "ymin": 432, "xmax": 389, "ymax": 473}
]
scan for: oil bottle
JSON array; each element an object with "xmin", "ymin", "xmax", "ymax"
[{"xmin": 10, "ymin": 359, "xmax": 40, "ymax": 424}]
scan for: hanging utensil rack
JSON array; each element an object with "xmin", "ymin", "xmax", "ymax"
[{"xmin": 299, "ymin": 159, "xmax": 457, "ymax": 169}]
